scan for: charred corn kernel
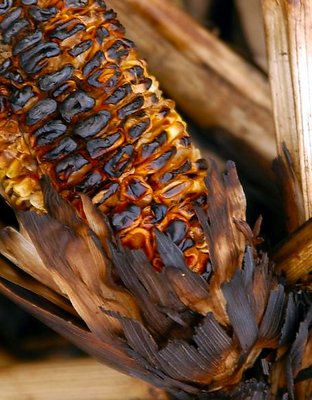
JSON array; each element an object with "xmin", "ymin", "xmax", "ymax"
[{"xmin": 0, "ymin": 0, "xmax": 209, "ymax": 272}]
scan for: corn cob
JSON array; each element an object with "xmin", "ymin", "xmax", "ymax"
[{"xmin": 0, "ymin": 0, "xmax": 209, "ymax": 272}]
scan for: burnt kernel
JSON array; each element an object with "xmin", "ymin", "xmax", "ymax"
[
  {"xmin": 159, "ymin": 172, "xmax": 172, "ymax": 184},
  {"xmin": 118, "ymin": 96, "xmax": 144, "ymax": 119},
  {"xmin": 65, "ymin": 0, "xmax": 88, "ymax": 7},
  {"xmin": 195, "ymin": 158, "xmax": 208, "ymax": 170},
  {"xmin": 59, "ymin": 90, "xmax": 95, "ymax": 122},
  {"xmin": 69, "ymin": 39, "xmax": 92, "ymax": 57},
  {"xmin": 88, "ymin": 64, "xmax": 120, "ymax": 89},
  {"xmin": 38, "ymin": 64, "xmax": 74, "ymax": 92},
  {"xmin": 3, "ymin": 18, "xmax": 29, "ymax": 44},
  {"xmin": 26, "ymin": 98, "xmax": 57, "ymax": 126},
  {"xmin": 34, "ymin": 120, "xmax": 67, "ymax": 145},
  {"xmin": 87, "ymin": 131, "xmax": 122, "ymax": 158},
  {"xmin": 83, "ymin": 51, "xmax": 104, "ymax": 76},
  {"xmin": 76, "ymin": 171, "xmax": 102, "ymax": 192},
  {"xmin": 194, "ymin": 194, "xmax": 207, "ymax": 207},
  {"xmin": 180, "ymin": 238, "xmax": 195, "ymax": 252},
  {"xmin": 104, "ymin": 144, "xmax": 134, "ymax": 177},
  {"xmin": 19, "ymin": 42, "xmax": 61, "ymax": 74},
  {"xmin": 179, "ymin": 136, "xmax": 191, "ymax": 147},
  {"xmin": 29, "ymin": 6, "xmax": 57, "ymax": 22},
  {"xmin": 0, "ymin": 58, "xmax": 11, "ymax": 74},
  {"xmin": 151, "ymin": 203, "xmax": 168, "ymax": 223},
  {"xmin": 0, "ymin": 0, "xmax": 13, "ymax": 15},
  {"xmin": 0, "ymin": 7, "xmax": 22, "ymax": 30},
  {"xmin": 50, "ymin": 20, "xmax": 86, "ymax": 40},
  {"xmin": 104, "ymin": 9, "xmax": 117, "ymax": 20},
  {"xmin": 22, "ymin": 0, "xmax": 37, "ymax": 4},
  {"xmin": 150, "ymin": 148, "xmax": 176, "ymax": 171},
  {"xmin": 52, "ymin": 82, "xmax": 71, "ymax": 97},
  {"xmin": 13, "ymin": 30, "xmax": 42, "ymax": 55},
  {"xmin": 142, "ymin": 131, "xmax": 167, "ymax": 159},
  {"xmin": 129, "ymin": 118, "xmax": 150, "ymax": 139},
  {"xmin": 74, "ymin": 110, "xmax": 111, "ymax": 138},
  {"xmin": 96, "ymin": 26, "xmax": 109, "ymax": 43},
  {"xmin": 166, "ymin": 219, "xmax": 188, "ymax": 244},
  {"xmin": 105, "ymin": 83, "xmax": 131, "ymax": 105},
  {"xmin": 3, "ymin": 70, "xmax": 23, "ymax": 83},
  {"xmin": 160, "ymin": 160, "xmax": 192, "ymax": 184},
  {"xmin": 95, "ymin": 182, "xmax": 119, "ymax": 205},
  {"xmin": 0, "ymin": 95, "xmax": 6, "ymax": 113},
  {"xmin": 127, "ymin": 178, "xmax": 147, "ymax": 198},
  {"xmin": 10, "ymin": 86, "xmax": 34, "ymax": 112},
  {"xmin": 126, "ymin": 65, "xmax": 144, "ymax": 80},
  {"xmin": 106, "ymin": 39, "xmax": 130, "ymax": 61},
  {"xmin": 55, "ymin": 153, "xmax": 88, "ymax": 177},
  {"xmin": 41, "ymin": 137, "xmax": 77, "ymax": 161},
  {"xmin": 112, "ymin": 205, "xmax": 140, "ymax": 231}
]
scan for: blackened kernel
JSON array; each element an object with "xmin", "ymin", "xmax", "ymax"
[
  {"xmin": 151, "ymin": 203, "xmax": 167, "ymax": 223},
  {"xmin": 76, "ymin": 171, "xmax": 102, "ymax": 192},
  {"xmin": 159, "ymin": 172, "xmax": 173, "ymax": 184},
  {"xmin": 3, "ymin": 18, "xmax": 29, "ymax": 44},
  {"xmin": 74, "ymin": 110, "xmax": 111, "ymax": 138},
  {"xmin": 19, "ymin": 42, "xmax": 61, "ymax": 75},
  {"xmin": 105, "ymin": 83, "xmax": 131, "ymax": 105},
  {"xmin": 150, "ymin": 148, "xmax": 176, "ymax": 171},
  {"xmin": 83, "ymin": 51, "xmax": 104, "ymax": 76},
  {"xmin": 55, "ymin": 154, "xmax": 88, "ymax": 177},
  {"xmin": 52, "ymin": 82, "xmax": 71, "ymax": 98},
  {"xmin": 13, "ymin": 30, "xmax": 42, "ymax": 55},
  {"xmin": 194, "ymin": 194, "xmax": 207, "ymax": 207},
  {"xmin": 38, "ymin": 64, "xmax": 74, "ymax": 92},
  {"xmin": 0, "ymin": 59, "xmax": 11, "ymax": 74},
  {"xmin": 26, "ymin": 98, "xmax": 57, "ymax": 126},
  {"xmin": 0, "ymin": 0, "xmax": 13, "ymax": 16},
  {"xmin": 87, "ymin": 131, "xmax": 122, "ymax": 158},
  {"xmin": 179, "ymin": 136, "xmax": 191, "ymax": 147},
  {"xmin": 41, "ymin": 137, "xmax": 77, "ymax": 161},
  {"xmin": 65, "ymin": 0, "xmax": 88, "ymax": 7},
  {"xmin": 142, "ymin": 132, "xmax": 167, "ymax": 159},
  {"xmin": 166, "ymin": 219, "xmax": 188, "ymax": 244},
  {"xmin": 117, "ymin": 96, "xmax": 144, "ymax": 119},
  {"xmin": 29, "ymin": 6, "xmax": 57, "ymax": 22},
  {"xmin": 95, "ymin": 182, "xmax": 119, "ymax": 205},
  {"xmin": 50, "ymin": 20, "xmax": 85, "ymax": 40},
  {"xmin": 126, "ymin": 178, "xmax": 147, "ymax": 198},
  {"xmin": 22, "ymin": 0, "xmax": 37, "ymax": 4},
  {"xmin": 2, "ymin": 70, "xmax": 24, "ymax": 83},
  {"xmin": 106, "ymin": 40, "xmax": 130, "ymax": 61},
  {"xmin": 34, "ymin": 120, "xmax": 67, "ymax": 146},
  {"xmin": 126, "ymin": 65, "xmax": 144, "ymax": 80},
  {"xmin": 0, "ymin": 7, "xmax": 22, "ymax": 30},
  {"xmin": 59, "ymin": 90, "xmax": 95, "ymax": 123},
  {"xmin": 104, "ymin": 9, "xmax": 117, "ymax": 20},
  {"xmin": 112, "ymin": 205, "xmax": 140, "ymax": 231},
  {"xmin": 10, "ymin": 85, "xmax": 34, "ymax": 112},
  {"xmin": 128, "ymin": 118, "xmax": 150, "ymax": 140},
  {"xmin": 69, "ymin": 39, "xmax": 92, "ymax": 57},
  {"xmin": 96, "ymin": 26, "xmax": 109, "ymax": 43},
  {"xmin": 104, "ymin": 144, "xmax": 134, "ymax": 177},
  {"xmin": 195, "ymin": 158, "xmax": 208, "ymax": 170}
]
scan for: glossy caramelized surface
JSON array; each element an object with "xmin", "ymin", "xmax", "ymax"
[{"xmin": 0, "ymin": 0, "xmax": 209, "ymax": 272}]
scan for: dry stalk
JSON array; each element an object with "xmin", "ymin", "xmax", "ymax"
[
  {"xmin": 106, "ymin": 0, "xmax": 276, "ymax": 179},
  {"xmin": 262, "ymin": 0, "xmax": 312, "ymax": 227},
  {"xmin": 273, "ymin": 218, "xmax": 312, "ymax": 288}
]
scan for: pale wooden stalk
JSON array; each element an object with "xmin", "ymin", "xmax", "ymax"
[
  {"xmin": 106, "ymin": 0, "xmax": 276, "ymax": 180},
  {"xmin": 262, "ymin": 0, "xmax": 312, "ymax": 226},
  {"xmin": 0, "ymin": 357, "xmax": 169, "ymax": 400},
  {"xmin": 235, "ymin": 0, "xmax": 267, "ymax": 70},
  {"xmin": 183, "ymin": 0, "xmax": 213, "ymax": 24},
  {"xmin": 273, "ymin": 219, "xmax": 312, "ymax": 287}
]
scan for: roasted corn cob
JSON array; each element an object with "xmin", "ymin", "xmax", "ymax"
[{"xmin": 0, "ymin": 0, "xmax": 209, "ymax": 272}]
